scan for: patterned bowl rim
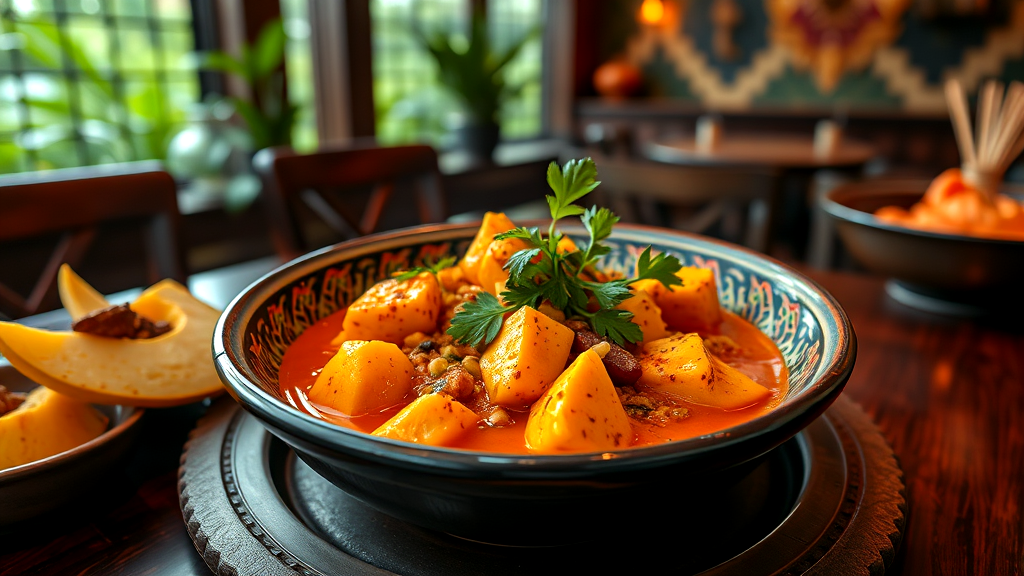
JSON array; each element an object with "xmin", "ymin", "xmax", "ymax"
[
  {"xmin": 822, "ymin": 181, "xmax": 1024, "ymax": 246},
  {"xmin": 214, "ymin": 222, "xmax": 856, "ymax": 475}
]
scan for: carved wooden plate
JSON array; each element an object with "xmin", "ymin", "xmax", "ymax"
[{"xmin": 179, "ymin": 394, "xmax": 906, "ymax": 575}]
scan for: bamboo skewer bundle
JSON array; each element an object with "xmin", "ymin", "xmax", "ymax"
[{"xmin": 945, "ymin": 78, "xmax": 1024, "ymax": 202}]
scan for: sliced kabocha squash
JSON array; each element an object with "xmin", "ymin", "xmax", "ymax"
[
  {"xmin": 634, "ymin": 266, "xmax": 722, "ymax": 333},
  {"xmin": 0, "ymin": 386, "xmax": 109, "ymax": 470},
  {"xmin": 636, "ymin": 333, "xmax": 771, "ymax": 410},
  {"xmin": 0, "ymin": 278, "xmax": 224, "ymax": 407},
  {"xmin": 525, "ymin": 349, "xmax": 632, "ymax": 453},
  {"xmin": 480, "ymin": 306, "xmax": 574, "ymax": 407},
  {"xmin": 614, "ymin": 287, "xmax": 672, "ymax": 343},
  {"xmin": 334, "ymin": 272, "xmax": 442, "ymax": 345},
  {"xmin": 458, "ymin": 211, "xmax": 517, "ymax": 286},
  {"xmin": 372, "ymin": 393, "xmax": 480, "ymax": 446},
  {"xmin": 309, "ymin": 340, "xmax": 414, "ymax": 416},
  {"xmin": 57, "ymin": 264, "xmax": 110, "ymax": 319},
  {"xmin": 477, "ymin": 236, "xmax": 532, "ymax": 296}
]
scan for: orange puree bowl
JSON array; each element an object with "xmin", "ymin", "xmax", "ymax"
[
  {"xmin": 213, "ymin": 222, "xmax": 855, "ymax": 545},
  {"xmin": 822, "ymin": 178, "xmax": 1024, "ymax": 318}
]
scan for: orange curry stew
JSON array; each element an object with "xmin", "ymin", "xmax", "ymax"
[{"xmin": 278, "ymin": 292, "xmax": 787, "ymax": 455}]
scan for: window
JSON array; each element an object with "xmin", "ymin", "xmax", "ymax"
[
  {"xmin": 370, "ymin": 0, "xmax": 545, "ymax": 148},
  {"xmin": 0, "ymin": 0, "xmax": 199, "ymax": 173},
  {"xmin": 280, "ymin": 0, "xmax": 316, "ymax": 152}
]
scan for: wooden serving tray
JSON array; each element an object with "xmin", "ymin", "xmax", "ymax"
[{"xmin": 178, "ymin": 395, "xmax": 906, "ymax": 575}]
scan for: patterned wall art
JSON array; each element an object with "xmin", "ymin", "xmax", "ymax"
[
  {"xmin": 621, "ymin": 0, "xmax": 1024, "ymax": 112},
  {"xmin": 766, "ymin": 0, "xmax": 912, "ymax": 93}
]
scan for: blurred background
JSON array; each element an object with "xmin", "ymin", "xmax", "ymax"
[{"xmin": 1, "ymin": 0, "xmax": 1022, "ymax": 309}]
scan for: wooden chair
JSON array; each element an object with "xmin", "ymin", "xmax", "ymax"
[
  {"xmin": 0, "ymin": 161, "xmax": 187, "ymax": 319},
  {"xmin": 254, "ymin": 143, "xmax": 448, "ymax": 260},
  {"xmin": 570, "ymin": 151, "xmax": 782, "ymax": 253}
]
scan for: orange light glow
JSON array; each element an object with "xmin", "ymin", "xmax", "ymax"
[{"xmin": 640, "ymin": 0, "xmax": 665, "ymax": 24}]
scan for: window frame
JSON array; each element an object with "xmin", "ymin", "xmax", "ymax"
[{"xmin": 305, "ymin": 0, "xmax": 574, "ymax": 146}]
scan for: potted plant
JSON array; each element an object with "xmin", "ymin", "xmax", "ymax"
[
  {"xmin": 169, "ymin": 17, "xmax": 297, "ymax": 212},
  {"xmin": 412, "ymin": 12, "xmax": 539, "ymax": 163}
]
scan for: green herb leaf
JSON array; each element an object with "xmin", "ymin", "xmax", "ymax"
[
  {"xmin": 588, "ymin": 308, "xmax": 644, "ymax": 346},
  {"xmin": 446, "ymin": 291, "xmax": 509, "ymax": 348},
  {"xmin": 504, "ymin": 248, "xmax": 541, "ymax": 278},
  {"xmin": 500, "ymin": 282, "xmax": 545, "ymax": 310},
  {"xmin": 393, "ymin": 255, "xmax": 458, "ymax": 282},
  {"xmin": 583, "ymin": 279, "xmax": 633, "ymax": 310},
  {"xmin": 546, "ymin": 158, "xmax": 600, "ymax": 222},
  {"xmin": 495, "ymin": 226, "xmax": 543, "ymax": 246},
  {"xmin": 582, "ymin": 205, "xmax": 618, "ymax": 246},
  {"xmin": 633, "ymin": 247, "xmax": 684, "ymax": 288}
]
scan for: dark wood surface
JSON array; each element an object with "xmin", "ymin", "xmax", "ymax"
[
  {"xmin": 1, "ymin": 260, "xmax": 1022, "ymax": 575},
  {"xmin": 645, "ymin": 134, "xmax": 878, "ymax": 170}
]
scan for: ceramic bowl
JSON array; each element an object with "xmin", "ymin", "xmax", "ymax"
[
  {"xmin": 214, "ymin": 222, "xmax": 855, "ymax": 545},
  {"xmin": 821, "ymin": 178, "xmax": 1024, "ymax": 317},
  {"xmin": 0, "ymin": 360, "xmax": 143, "ymax": 531}
]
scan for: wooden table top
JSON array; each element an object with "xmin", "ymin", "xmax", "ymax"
[
  {"xmin": 1, "ymin": 261, "xmax": 1021, "ymax": 575},
  {"xmin": 645, "ymin": 133, "xmax": 879, "ymax": 170}
]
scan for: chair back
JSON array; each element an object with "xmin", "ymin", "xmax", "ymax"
[
  {"xmin": 0, "ymin": 161, "xmax": 186, "ymax": 318},
  {"xmin": 254, "ymin": 144, "xmax": 447, "ymax": 260},
  {"xmin": 573, "ymin": 153, "xmax": 781, "ymax": 252}
]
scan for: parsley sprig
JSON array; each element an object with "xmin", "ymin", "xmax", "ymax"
[{"xmin": 447, "ymin": 157, "xmax": 683, "ymax": 348}]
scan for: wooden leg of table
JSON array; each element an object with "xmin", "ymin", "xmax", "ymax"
[
  {"xmin": 807, "ymin": 169, "xmax": 858, "ymax": 269},
  {"xmin": 744, "ymin": 173, "xmax": 783, "ymax": 254}
]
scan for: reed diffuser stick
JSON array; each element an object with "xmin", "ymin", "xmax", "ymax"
[{"xmin": 945, "ymin": 78, "xmax": 1024, "ymax": 199}]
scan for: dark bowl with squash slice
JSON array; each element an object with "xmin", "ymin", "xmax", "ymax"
[
  {"xmin": 0, "ymin": 359, "xmax": 144, "ymax": 531},
  {"xmin": 213, "ymin": 222, "xmax": 855, "ymax": 546}
]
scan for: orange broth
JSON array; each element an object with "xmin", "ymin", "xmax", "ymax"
[{"xmin": 278, "ymin": 308, "xmax": 788, "ymax": 454}]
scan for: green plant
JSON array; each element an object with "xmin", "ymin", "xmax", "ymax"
[
  {"xmin": 412, "ymin": 11, "xmax": 539, "ymax": 128},
  {"xmin": 0, "ymin": 17, "xmax": 188, "ymax": 173},
  {"xmin": 196, "ymin": 17, "xmax": 297, "ymax": 151}
]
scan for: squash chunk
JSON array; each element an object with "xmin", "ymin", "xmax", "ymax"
[
  {"xmin": 477, "ymin": 237, "xmax": 531, "ymax": 295},
  {"xmin": 636, "ymin": 333, "xmax": 771, "ymax": 410},
  {"xmin": 480, "ymin": 306, "xmax": 574, "ymax": 407},
  {"xmin": 309, "ymin": 340, "xmax": 414, "ymax": 416},
  {"xmin": 525, "ymin": 350, "xmax": 632, "ymax": 453},
  {"xmin": 645, "ymin": 267, "xmax": 722, "ymax": 332},
  {"xmin": 615, "ymin": 288, "xmax": 672, "ymax": 343},
  {"xmin": 458, "ymin": 211, "xmax": 517, "ymax": 285},
  {"xmin": 338, "ymin": 272, "xmax": 442, "ymax": 345},
  {"xmin": 372, "ymin": 393, "xmax": 479, "ymax": 446},
  {"xmin": 0, "ymin": 387, "xmax": 108, "ymax": 470}
]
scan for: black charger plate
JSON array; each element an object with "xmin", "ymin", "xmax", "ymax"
[{"xmin": 179, "ymin": 395, "xmax": 906, "ymax": 576}]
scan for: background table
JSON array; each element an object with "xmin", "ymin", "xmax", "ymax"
[
  {"xmin": 1, "ymin": 262, "xmax": 1021, "ymax": 575},
  {"xmin": 645, "ymin": 134, "xmax": 879, "ymax": 267}
]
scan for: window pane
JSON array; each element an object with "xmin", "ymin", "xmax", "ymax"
[
  {"xmin": 371, "ymin": 0, "xmax": 466, "ymax": 147},
  {"xmin": 153, "ymin": 0, "xmax": 190, "ymax": 20},
  {"xmin": 159, "ymin": 29, "xmax": 193, "ymax": 71},
  {"xmin": 370, "ymin": 0, "xmax": 545, "ymax": 147},
  {"xmin": 281, "ymin": 0, "xmax": 317, "ymax": 152},
  {"xmin": 487, "ymin": 0, "xmax": 543, "ymax": 139},
  {"xmin": 112, "ymin": 0, "xmax": 148, "ymax": 18},
  {"xmin": 117, "ymin": 26, "xmax": 156, "ymax": 70},
  {"xmin": 0, "ymin": 0, "xmax": 199, "ymax": 172}
]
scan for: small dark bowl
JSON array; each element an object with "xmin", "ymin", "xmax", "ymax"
[
  {"xmin": 0, "ymin": 360, "xmax": 144, "ymax": 531},
  {"xmin": 214, "ymin": 223, "xmax": 855, "ymax": 546},
  {"xmin": 822, "ymin": 178, "xmax": 1024, "ymax": 316}
]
